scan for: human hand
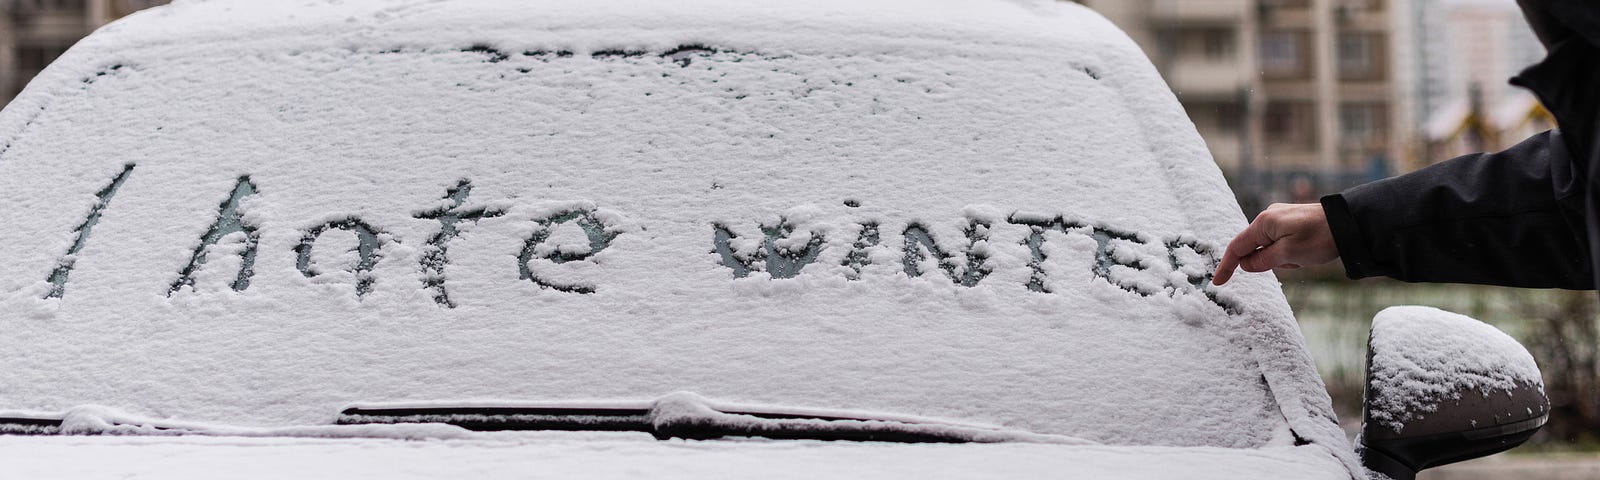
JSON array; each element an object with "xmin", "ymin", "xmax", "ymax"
[{"xmin": 1211, "ymin": 203, "xmax": 1339, "ymax": 285}]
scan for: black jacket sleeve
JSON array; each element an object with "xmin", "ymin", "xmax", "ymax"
[{"xmin": 1321, "ymin": 130, "xmax": 1594, "ymax": 289}]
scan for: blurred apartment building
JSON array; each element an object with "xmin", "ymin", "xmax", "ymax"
[
  {"xmin": 0, "ymin": 0, "xmax": 1550, "ymax": 207},
  {"xmin": 0, "ymin": 0, "xmax": 167, "ymax": 104},
  {"xmin": 1411, "ymin": 0, "xmax": 1548, "ymax": 160},
  {"xmin": 1077, "ymin": 0, "xmax": 1552, "ymax": 211},
  {"xmin": 1076, "ymin": 0, "xmax": 1413, "ymax": 210}
]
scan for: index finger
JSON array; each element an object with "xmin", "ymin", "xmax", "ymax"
[
  {"xmin": 1212, "ymin": 251, "xmax": 1245, "ymax": 285},
  {"xmin": 1212, "ymin": 221, "xmax": 1273, "ymax": 285}
]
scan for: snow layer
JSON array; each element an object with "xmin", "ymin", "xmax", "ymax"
[
  {"xmin": 1, "ymin": 404, "xmax": 474, "ymax": 440},
  {"xmin": 0, "ymin": 0, "xmax": 1355, "ymax": 474},
  {"xmin": 0, "ymin": 436, "xmax": 1349, "ymax": 480},
  {"xmin": 1366, "ymin": 306, "xmax": 1543, "ymax": 432}
]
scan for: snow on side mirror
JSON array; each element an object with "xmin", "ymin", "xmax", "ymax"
[{"xmin": 1357, "ymin": 306, "xmax": 1548, "ymax": 480}]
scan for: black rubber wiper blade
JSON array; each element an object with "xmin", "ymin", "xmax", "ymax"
[
  {"xmin": 339, "ymin": 392, "xmax": 1095, "ymax": 444},
  {"xmin": 1, "ymin": 394, "xmax": 1094, "ymax": 444},
  {"xmin": 338, "ymin": 405, "xmax": 973, "ymax": 443},
  {"xmin": 0, "ymin": 415, "xmax": 63, "ymax": 435},
  {"xmin": 0, "ymin": 406, "xmax": 470, "ymax": 439},
  {"xmin": 336, "ymin": 406, "xmax": 653, "ymax": 433}
]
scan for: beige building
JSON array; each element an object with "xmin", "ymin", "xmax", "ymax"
[
  {"xmin": 1, "ymin": 0, "xmax": 167, "ymax": 105},
  {"xmin": 4, "ymin": 0, "xmax": 1436, "ymax": 207},
  {"xmin": 1080, "ymin": 0, "xmax": 1259, "ymax": 174},
  {"xmin": 1076, "ymin": 0, "xmax": 1415, "ymax": 207}
]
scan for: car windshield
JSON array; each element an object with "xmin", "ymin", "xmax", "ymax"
[{"xmin": 0, "ymin": 0, "xmax": 1292, "ymax": 449}]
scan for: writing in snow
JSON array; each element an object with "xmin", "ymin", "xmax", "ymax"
[{"xmin": 42, "ymin": 165, "xmax": 1233, "ymax": 312}]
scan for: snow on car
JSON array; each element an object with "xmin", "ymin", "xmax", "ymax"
[{"xmin": 0, "ymin": 0, "xmax": 1546, "ymax": 479}]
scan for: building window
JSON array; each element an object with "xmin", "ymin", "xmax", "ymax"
[
  {"xmin": 1337, "ymin": 33, "xmax": 1386, "ymax": 81},
  {"xmin": 6, "ymin": 0, "xmax": 88, "ymax": 12},
  {"xmin": 114, "ymin": 0, "xmax": 170, "ymax": 16},
  {"xmin": 1201, "ymin": 28, "xmax": 1235, "ymax": 61},
  {"xmin": 1184, "ymin": 101, "xmax": 1244, "ymax": 136},
  {"xmin": 1261, "ymin": 31, "xmax": 1309, "ymax": 79},
  {"xmin": 1155, "ymin": 27, "xmax": 1236, "ymax": 64},
  {"xmin": 1348, "ymin": 0, "xmax": 1386, "ymax": 11},
  {"xmin": 1340, "ymin": 103, "xmax": 1388, "ymax": 144},
  {"xmin": 1265, "ymin": 101, "xmax": 1316, "ymax": 148},
  {"xmin": 1155, "ymin": 29, "xmax": 1181, "ymax": 62},
  {"xmin": 1215, "ymin": 102, "xmax": 1243, "ymax": 134},
  {"xmin": 1261, "ymin": 0, "xmax": 1312, "ymax": 8},
  {"xmin": 16, "ymin": 45, "xmax": 72, "ymax": 72}
]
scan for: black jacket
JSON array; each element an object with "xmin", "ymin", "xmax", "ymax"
[{"xmin": 1321, "ymin": 3, "xmax": 1600, "ymax": 289}]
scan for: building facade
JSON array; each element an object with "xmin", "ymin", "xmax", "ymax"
[
  {"xmin": 7, "ymin": 0, "xmax": 1542, "ymax": 211},
  {"xmin": 1076, "ymin": 0, "xmax": 1415, "ymax": 211},
  {"xmin": 0, "ymin": 0, "xmax": 168, "ymax": 105},
  {"xmin": 1079, "ymin": 0, "xmax": 1260, "ymax": 177},
  {"xmin": 1409, "ymin": 0, "xmax": 1548, "ymax": 162}
]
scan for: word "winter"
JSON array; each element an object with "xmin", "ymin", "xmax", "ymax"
[{"xmin": 40, "ymin": 165, "xmax": 1232, "ymax": 313}]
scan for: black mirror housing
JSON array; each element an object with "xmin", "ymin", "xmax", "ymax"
[{"xmin": 1358, "ymin": 306, "xmax": 1548, "ymax": 480}]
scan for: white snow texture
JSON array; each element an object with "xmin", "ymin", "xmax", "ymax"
[
  {"xmin": 0, "ymin": 436, "xmax": 1352, "ymax": 480},
  {"xmin": 1366, "ymin": 306, "xmax": 1543, "ymax": 432},
  {"xmin": 0, "ymin": 0, "xmax": 1357, "ymax": 475}
]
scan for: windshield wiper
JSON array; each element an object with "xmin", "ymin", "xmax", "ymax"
[
  {"xmin": 1, "ymin": 393, "xmax": 1094, "ymax": 445},
  {"xmin": 0, "ymin": 414, "xmax": 62, "ymax": 435},
  {"xmin": 336, "ymin": 404, "xmax": 973, "ymax": 443},
  {"xmin": 338, "ymin": 392, "xmax": 1093, "ymax": 444},
  {"xmin": 0, "ymin": 406, "xmax": 468, "ymax": 440}
]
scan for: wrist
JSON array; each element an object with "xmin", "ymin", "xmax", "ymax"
[{"xmin": 1319, "ymin": 193, "xmax": 1376, "ymax": 279}]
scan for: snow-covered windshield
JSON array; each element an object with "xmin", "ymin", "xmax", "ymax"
[{"xmin": 0, "ymin": 0, "xmax": 1293, "ymax": 449}]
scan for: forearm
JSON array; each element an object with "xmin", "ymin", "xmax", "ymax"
[{"xmin": 1322, "ymin": 131, "xmax": 1593, "ymax": 288}]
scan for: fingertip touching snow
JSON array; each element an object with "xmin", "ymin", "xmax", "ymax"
[
  {"xmin": 0, "ymin": 0, "xmax": 1347, "ymax": 464},
  {"xmin": 1365, "ymin": 306, "xmax": 1544, "ymax": 433}
]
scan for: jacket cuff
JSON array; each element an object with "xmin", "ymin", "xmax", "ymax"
[{"xmin": 1320, "ymin": 193, "xmax": 1379, "ymax": 279}]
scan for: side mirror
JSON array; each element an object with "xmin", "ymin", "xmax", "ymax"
[{"xmin": 1358, "ymin": 306, "xmax": 1548, "ymax": 480}]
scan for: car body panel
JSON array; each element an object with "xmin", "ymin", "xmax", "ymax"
[
  {"xmin": 0, "ymin": 0, "xmax": 1359, "ymax": 477},
  {"xmin": 0, "ymin": 436, "xmax": 1350, "ymax": 480}
]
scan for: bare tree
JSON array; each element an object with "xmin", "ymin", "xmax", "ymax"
[{"xmin": 1513, "ymin": 289, "xmax": 1600, "ymax": 445}]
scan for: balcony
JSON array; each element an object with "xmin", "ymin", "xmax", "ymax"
[
  {"xmin": 1149, "ymin": 0, "xmax": 1251, "ymax": 24},
  {"xmin": 1200, "ymin": 132, "xmax": 1244, "ymax": 170},
  {"xmin": 1162, "ymin": 58, "xmax": 1250, "ymax": 97}
]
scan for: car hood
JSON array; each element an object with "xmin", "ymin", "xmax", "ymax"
[{"xmin": 0, "ymin": 435, "xmax": 1349, "ymax": 480}]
